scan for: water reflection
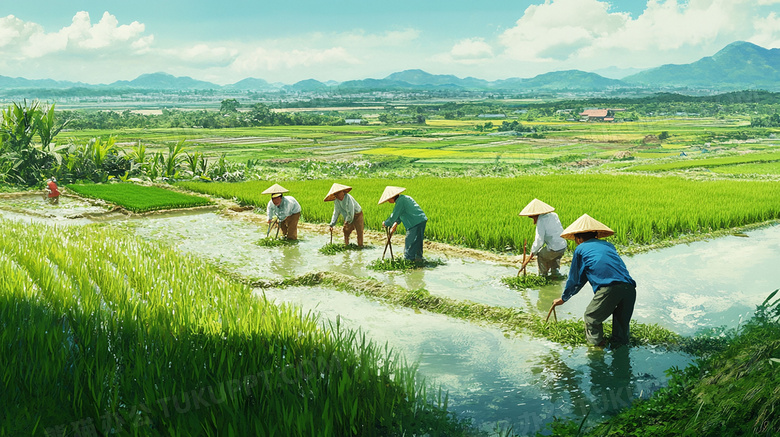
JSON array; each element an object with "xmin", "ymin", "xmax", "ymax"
[
  {"xmin": 270, "ymin": 244, "xmax": 303, "ymax": 277},
  {"xmin": 261, "ymin": 285, "xmax": 690, "ymax": 433},
  {"xmin": 586, "ymin": 346, "xmax": 633, "ymax": 416}
]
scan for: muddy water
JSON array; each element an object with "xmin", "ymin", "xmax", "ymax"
[
  {"xmin": 125, "ymin": 212, "xmax": 529, "ymax": 309},
  {"xmin": 261, "ymin": 285, "xmax": 689, "ymax": 432},
  {"xmin": 123, "ymin": 211, "xmax": 780, "ymax": 335},
  {"xmin": 0, "ymin": 194, "xmax": 111, "ymax": 226}
]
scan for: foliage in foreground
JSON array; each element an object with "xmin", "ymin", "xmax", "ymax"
[
  {"xmin": 67, "ymin": 183, "xmax": 212, "ymax": 213},
  {"xmin": 544, "ymin": 289, "xmax": 780, "ymax": 436},
  {"xmin": 0, "ymin": 219, "xmax": 474, "ymax": 436}
]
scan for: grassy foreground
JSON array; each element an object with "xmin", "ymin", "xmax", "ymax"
[
  {"xmin": 0, "ymin": 219, "xmax": 473, "ymax": 436},
  {"xmin": 542, "ymin": 290, "xmax": 780, "ymax": 436},
  {"xmin": 67, "ymin": 183, "xmax": 212, "ymax": 213}
]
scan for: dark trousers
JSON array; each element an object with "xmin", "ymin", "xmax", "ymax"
[
  {"xmin": 584, "ymin": 282, "xmax": 636, "ymax": 346},
  {"xmin": 404, "ymin": 221, "xmax": 426, "ymax": 261}
]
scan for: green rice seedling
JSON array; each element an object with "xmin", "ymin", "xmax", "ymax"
[
  {"xmin": 67, "ymin": 183, "xmax": 211, "ymax": 212},
  {"xmin": 367, "ymin": 257, "xmax": 446, "ymax": 271},
  {"xmin": 0, "ymin": 218, "xmax": 473, "ymax": 436},
  {"xmin": 319, "ymin": 243, "xmax": 370, "ymax": 255},
  {"xmin": 177, "ymin": 174, "xmax": 780, "ymax": 253},
  {"xmin": 501, "ymin": 274, "xmax": 557, "ymax": 289},
  {"xmin": 255, "ymin": 237, "xmax": 300, "ymax": 247},
  {"xmin": 265, "ymin": 271, "xmax": 681, "ymax": 348}
]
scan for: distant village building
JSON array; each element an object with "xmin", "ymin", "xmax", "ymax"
[
  {"xmin": 580, "ymin": 109, "xmax": 613, "ymax": 122},
  {"xmin": 345, "ymin": 118, "xmax": 363, "ymax": 125},
  {"xmin": 477, "ymin": 114, "xmax": 506, "ymax": 119}
]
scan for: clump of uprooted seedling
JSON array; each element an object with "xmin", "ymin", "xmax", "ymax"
[
  {"xmin": 255, "ymin": 237, "xmax": 299, "ymax": 247},
  {"xmin": 501, "ymin": 274, "xmax": 555, "ymax": 289},
  {"xmin": 367, "ymin": 257, "xmax": 446, "ymax": 271},
  {"xmin": 318, "ymin": 243, "xmax": 371, "ymax": 255}
]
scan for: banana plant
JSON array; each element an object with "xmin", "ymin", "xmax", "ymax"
[{"xmin": 162, "ymin": 140, "xmax": 186, "ymax": 178}]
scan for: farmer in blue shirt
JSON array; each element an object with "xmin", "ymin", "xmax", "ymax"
[
  {"xmin": 379, "ymin": 186, "xmax": 428, "ymax": 261},
  {"xmin": 552, "ymin": 214, "xmax": 636, "ymax": 347}
]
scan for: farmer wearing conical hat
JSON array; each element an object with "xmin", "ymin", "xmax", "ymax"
[
  {"xmin": 519, "ymin": 199, "xmax": 567, "ymax": 277},
  {"xmin": 324, "ymin": 183, "xmax": 364, "ymax": 247},
  {"xmin": 262, "ymin": 183, "xmax": 302, "ymax": 240},
  {"xmin": 379, "ymin": 186, "xmax": 427, "ymax": 261},
  {"xmin": 552, "ymin": 214, "xmax": 636, "ymax": 348}
]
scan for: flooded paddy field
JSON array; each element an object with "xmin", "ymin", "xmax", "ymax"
[{"xmin": 3, "ymin": 196, "xmax": 778, "ymax": 432}]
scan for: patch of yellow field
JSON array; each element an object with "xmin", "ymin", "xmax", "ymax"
[{"xmin": 360, "ymin": 147, "xmax": 461, "ymax": 158}]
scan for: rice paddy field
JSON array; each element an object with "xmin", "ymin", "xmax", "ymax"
[
  {"xmin": 178, "ymin": 175, "xmax": 780, "ymax": 251},
  {"xmin": 54, "ymin": 115, "xmax": 780, "ymax": 169},
  {"xmin": 67, "ymin": 184, "xmax": 212, "ymax": 213},
  {"xmin": 4, "ymin": 112, "xmax": 780, "ymax": 435}
]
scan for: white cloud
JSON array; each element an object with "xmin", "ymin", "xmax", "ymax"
[
  {"xmin": 750, "ymin": 12, "xmax": 780, "ymax": 48},
  {"xmin": 499, "ymin": 0, "xmax": 629, "ymax": 61},
  {"xmin": 497, "ymin": 0, "xmax": 780, "ymax": 70},
  {"xmin": 0, "ymin": 11, "xmax": 149, "ymax": 60},
  {"xmin": 451, "ymin": 38, "xmax": 494, "ymax": 60}
]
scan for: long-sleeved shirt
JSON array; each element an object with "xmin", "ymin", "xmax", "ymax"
[
  {"xmin": 561, "ymin": 238, "xmax": 636, "ymax": 302},
  {"xmin": 383, "ymin": 195, "xmax": 427, "ymax": 230},
  {"xmin": 329, "ymin": 193, "xmax": 362, "ymax": 226},
  {"xmin": 266, "ymin": 196, "xmax": 301, "ymax": 221},
  {"xmin": 531, "ymin": 212, "xmax": 568, "ymax": 254}
]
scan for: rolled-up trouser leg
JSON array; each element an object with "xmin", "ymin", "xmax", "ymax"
[
  {"xmin": 584, "ymin": 282, "xmax": 636, "ymax": 346},
  {"xmin": 537, "ymin": 247, "xmax": 565, "ymax": 275},
  {"xmin": 404, "ymin": 221, "xmax": 426, "ymax": 261},
  {"xmin": 281, "ymin": 212, "xmax": 300, "ymax": 240},
  {"xmin": 343, "ymin": 211, "xmax": 364, "ymax": 246}
]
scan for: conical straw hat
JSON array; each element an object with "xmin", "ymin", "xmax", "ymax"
[
  {"xmin": 261, "ymin": 183, "xmax": 289, "ymax": 195},
  {"xmin": 378, "ymin": 186, "xmax": 406, "ymax": 204},
  {"xmin": 560, "ymin": 214, "xmax": 615, "ymax": 240},
  {"xmin": 323, "ymin": 183, "xmax": 352, "ymax": 202},
  {"xmin": 518, "ymin": 198, "xmax": 555, "ymax": 216}
]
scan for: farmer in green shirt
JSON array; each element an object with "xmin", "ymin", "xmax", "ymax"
[{"xmin": 379, "ymin": 186, "xmax": 428, "ymax": 261}]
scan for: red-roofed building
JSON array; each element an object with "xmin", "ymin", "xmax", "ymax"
[{"xmin": 580, "ymin": 109, "xmax": 614, "ymax": 121}]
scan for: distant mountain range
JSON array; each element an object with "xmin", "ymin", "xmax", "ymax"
[{"xmin": 1, "ymin": 41, "xmax": 778, "ymax": 94}]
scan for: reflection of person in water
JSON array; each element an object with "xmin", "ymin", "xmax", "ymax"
[{"xmin": 587, "ymin": 346, "xmax": 633, "ymax": 415}]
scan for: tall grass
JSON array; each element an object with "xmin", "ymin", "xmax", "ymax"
[
  {"xmin": 178, "ymin": 175, "xmax": 780, "ymax": 252},
  {"xmin": 0, "ymin": 219, "xmax": 473, "ymax": 436}
]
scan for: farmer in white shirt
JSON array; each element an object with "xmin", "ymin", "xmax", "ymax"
[
  {"xmin": 519, "ymin": 199, "xmax": 568, "ymax": 276},
  {"xmin": 324, "ymin": 183, "xmax": 364, "ymax": 247},
  {"xmin": 262, "ymin": 183, "xmax": 302, "ymax": 240}
]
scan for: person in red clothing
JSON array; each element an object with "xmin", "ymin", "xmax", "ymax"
[{"xmin": 44, "ymin": 178, "xmax": 60, "ymax": 204}]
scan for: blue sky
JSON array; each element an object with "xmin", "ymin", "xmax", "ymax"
[{"xmin": 2, "ymin": 0, "xmax": 779, "ymax": 85}]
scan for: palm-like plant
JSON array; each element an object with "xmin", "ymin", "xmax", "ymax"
[
  {"xmin": 0, "ymin": 101, "xmax": 54, "ymax": 185},
  {"xmin": 162, "ymin": 140, "xmax": 186, "ymax": 178}
]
